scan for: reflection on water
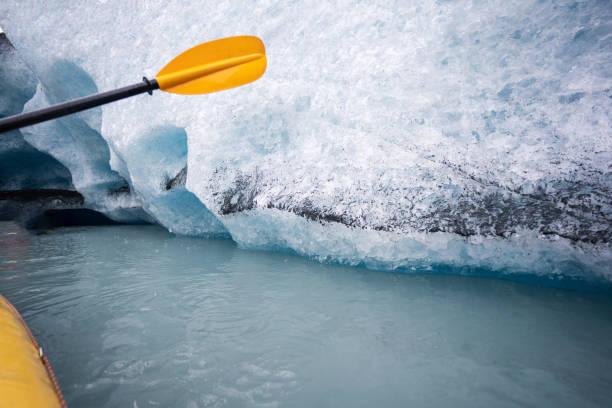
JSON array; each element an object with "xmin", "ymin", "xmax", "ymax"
[
  {"xmin": 1, "ymin": 222, "xmax": 611, "ymax": 408},
  {"xmin": 0, "ymin": 222, "xmax": 31, "ymax": 274}
]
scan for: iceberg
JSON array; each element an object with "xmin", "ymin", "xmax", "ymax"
[{"xmin": 0, "ymin": 0, "xmax": 610, "ymax": 285}]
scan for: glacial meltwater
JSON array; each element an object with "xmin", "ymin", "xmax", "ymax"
[{"xmin": 1, "ymin": 222, "xmax": 611, "ymax": 408}]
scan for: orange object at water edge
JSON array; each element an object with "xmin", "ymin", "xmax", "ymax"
[{"xmin": 0, "ymin": 294, "xmax": 66, "ymax": 408}]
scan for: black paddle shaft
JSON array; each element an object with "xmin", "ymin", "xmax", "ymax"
[{"xmin": 0, "ymin": 77, "xmax": 159, "ymax": 133}]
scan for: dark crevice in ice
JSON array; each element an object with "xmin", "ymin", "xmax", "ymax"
[
  {"xmin": 216, "ymin": 168, "xmax": 611, "ymax": 244},
  {"xmin": 0, "ymin": 188, "xmax": 83, "ymax": 222},
  {"xmin": 219, "ymin": 172, "xmax": 260, "ymax": 215},
  {"xmin": 27, "ymin": 208, "xmax": 119, "ymax": 229},
  {"xmin": 0, "ymin": 189, "xmax": 126, "ymax": 229},
  {"xmin": 0, "ymin": 189, "xmax": 83, "ymax": 202},
  {"xmin": 0, "ymin": 129, "xmax": 75, "ymax": 191},
  {"xmin": 165, "ymin": 166, "xmax": 187, "ymax": 191}
]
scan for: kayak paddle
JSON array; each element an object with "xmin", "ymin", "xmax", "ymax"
[{"xmin": 0, "ymin": 35, "xmax": 266, "ymax": 133}]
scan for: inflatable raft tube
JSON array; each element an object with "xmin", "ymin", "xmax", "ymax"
[{"xmin": 0, "ymin": 294, "xmax": 66, "ymax": 408}]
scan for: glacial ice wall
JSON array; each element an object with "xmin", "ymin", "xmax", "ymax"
[
  {"xmin": 1, "ymin": 0, "xmax": 610, "ymax": 283},
  {"xmin": 0, "ymin": 30, "xmax": 73, "ymax": 192},
  {"xmin": 18, "ymin": 60, "xmax": 148, "ymax": 222},
  {"xmin": 0, "ymin": 27, "xmax": 226, "ymax": 232}
]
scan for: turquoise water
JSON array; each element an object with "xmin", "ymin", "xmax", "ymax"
[{"xmin": 1, "ymin": 222, "xmax": 611, "ymax": 408}]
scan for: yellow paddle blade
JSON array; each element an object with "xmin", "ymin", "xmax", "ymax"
[{"xmin": 155, "ymin": 36, "xmax": 266, "ymax": 95}]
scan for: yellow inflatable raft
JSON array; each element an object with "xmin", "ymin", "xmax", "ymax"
[{"xmin": 0, "ymin": 294, "xmax": 66, "ymax": 408}]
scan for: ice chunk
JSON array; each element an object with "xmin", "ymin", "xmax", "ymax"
[
  {"xmin": 20, "ymin": 76, "xmax": 143, "ymax": 221},
  {"xmin": 111, "ymin": 125, "xmax": 228, "ymax": 236}
]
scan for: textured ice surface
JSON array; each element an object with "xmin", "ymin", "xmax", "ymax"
[
  {"xmin": 109, "ymin": 125, "xmax": 228, "ymax": 236},
  {"xmin": 18, "ymin": 61, "xmax": 147, "ymax": 222},
  {"xmin": 0, "ymin": 31, "xmax": 73, "ymax": 191},
  {"xmin": 1, "ymin": 1, "xmax": 611, "ymax": 282}
]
